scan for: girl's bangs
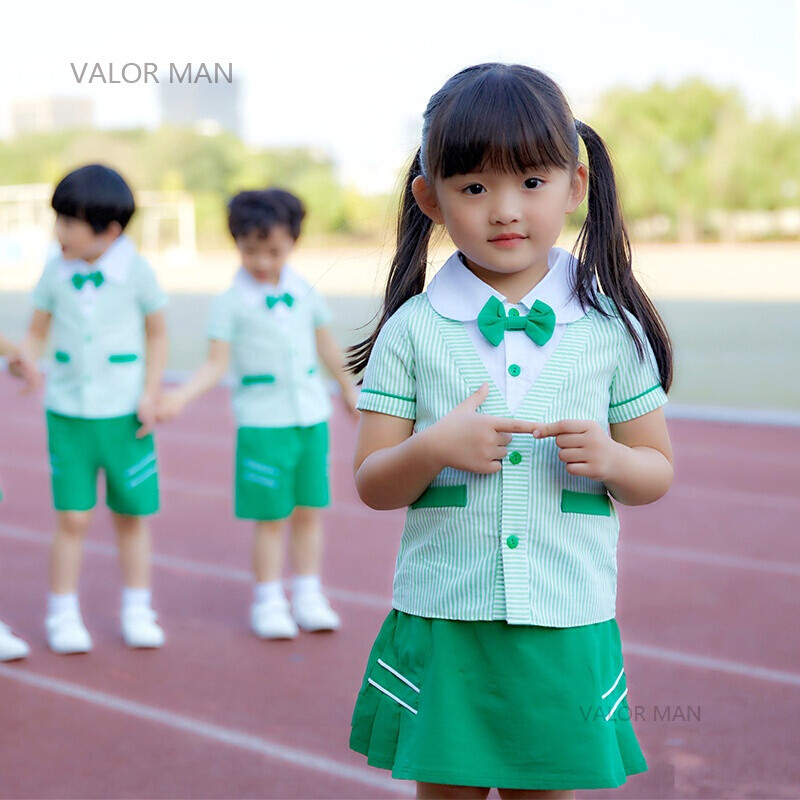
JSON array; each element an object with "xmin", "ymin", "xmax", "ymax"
[{"xmin": 431, "ymin": 77, "xmax": 574, "ymax": 178}]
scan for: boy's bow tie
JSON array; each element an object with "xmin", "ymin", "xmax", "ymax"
[
  {"xmin": 266, "ymin": 292, "xmax": 294, "ymax": 309},
  {"xmin": 71, "ymin": 270, "xmax": 105, "ymax": 290}
]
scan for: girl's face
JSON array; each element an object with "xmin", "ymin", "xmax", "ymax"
[
  {"xmin": 412, "ymin": 164, "xmax": 587, "ymax": 283},
  {"xmin": 235, "ymin": 225, "xmax": 296, "ymax": 284}
]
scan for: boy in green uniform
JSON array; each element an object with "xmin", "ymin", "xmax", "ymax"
[
  {"xmin": 158, "ymin": 189, "xmax": 358, "ymax": 639},
  {"xmin": 18, "ymin": 164, "xmax": 169, "ymax": 654}
]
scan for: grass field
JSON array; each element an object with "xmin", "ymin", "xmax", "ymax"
[{"xmin": 1, "ymin": 241, "xmax": 798, "ymax": 412}]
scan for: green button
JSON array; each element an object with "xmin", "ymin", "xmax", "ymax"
[
  {"xmin": 508, "ymin": 363, "xmax": 521, "ymax": 377},
  {"xmin": 84, "ymin": 335, "xmax": 92, "ymax": 342},
  {"xmin": 508, "ymin": 308, "xmax": 520, "ymax": 317},
  {"xmin": 506, "ymin": 535, "xmax": 519, "ymax": 549},
  {"xmin": 509, "ymin": 451, "xmax": 522, "ymax": 465}
]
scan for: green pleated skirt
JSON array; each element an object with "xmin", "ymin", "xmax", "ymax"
[{"xmin": 350, "ymin": 610, "xmax": 648, "ymax": 790}]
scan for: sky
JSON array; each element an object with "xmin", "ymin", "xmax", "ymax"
[{"xmin": 0, "ymin": 0, "xmax": 798, "ymax": 193}]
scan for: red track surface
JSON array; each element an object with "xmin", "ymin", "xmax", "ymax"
[{"xmin": 0, "ymin": 375, "xmax": 798, "ymax": 799}]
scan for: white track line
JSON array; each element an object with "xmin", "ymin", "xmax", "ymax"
[
  {"xmin": 623, "ymin": 643, "xmax": 800, "ymax": 687},
  {"xmin": 0, "ymin": 664, "xmax": 412, "ymax": 796},
  {"xmin": 624, "ymin": 542, "xmax": 800, "ymax": 578},
  {"xmin": 665, "ymin": 404, "xmax": 800, "ymax": 428},
  {"xmin": 0, "ymin": 522, "xmax": 393, "ymax": 609},
  {"xmin": 1, "ymin": 450, "xmax": 798, "ymax": 515},
  {"xmin": 2, "ymin": 521, "xmax": 800, "ymax": 689}
]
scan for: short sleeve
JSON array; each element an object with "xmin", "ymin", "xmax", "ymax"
[
  {"xmin": 608, "ymin": 311, "xmax": 668, "ymax": 424},
  {"xmin": 309, "ymin": 288, "xmax": 332, "ymax": 328},
  {"xmin": 208, "ymin": 292, "xmax": 234, "ymax": 342},
  {"xmin": 136, "ymin": 259, "xmax": 167, "ymax": 315},
  {"xmin": 356, "ymin": 308, "xmax": 416, "ymax": 420},
  {"xmin": 31, "ymin": 261, "xmax": 58, "ymax": 312}
]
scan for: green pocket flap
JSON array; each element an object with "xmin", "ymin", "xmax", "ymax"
[
  {"xmin": 108, "ymin": 354, "xmax": 139, "ymax": 363},
  {"xmin": 241, "ymin": 374, "xmax": 276, "ymax": 386},
  {"xmin": 54, "ymin": 351, "xmax": 70, "ymax": 363},
  {"xmin": 411, "ymin": 484, "xmax": 468, "ymax": 509},
  {"xmin": 560, "ymin": 489, "xmax": 612, "ymax": 516}
]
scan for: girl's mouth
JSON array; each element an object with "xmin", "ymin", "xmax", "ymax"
[{"xmin": 489, "ymin": 234, "xmax": 527, "ymax": 248}]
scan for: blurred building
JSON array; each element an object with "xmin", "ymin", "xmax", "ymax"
[
  {"xmin": 158, "ymin": 76, "xmax": 242, "ymax": 137},
  {"xmin": 10, "ymin": 96, "xmax": 93, "ymax": 137}
]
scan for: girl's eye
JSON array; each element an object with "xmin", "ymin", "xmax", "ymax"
[
  {"xmin": 524, "ymin": 177, "xmax": 543, "ymax": 189},
  {"xmin": 463, "ymin": 184, "xmax": 485, "ymax": 195}
]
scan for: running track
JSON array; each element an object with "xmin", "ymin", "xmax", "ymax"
[{"xmin": 0, "ymin": 375, "xmax": 798, "ymax": 799}]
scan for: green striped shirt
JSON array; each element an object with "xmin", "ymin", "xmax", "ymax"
[{"xmin": 357, "ymin": 293, "xmax": 668, "ymax": 626}]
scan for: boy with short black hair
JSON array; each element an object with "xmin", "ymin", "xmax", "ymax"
[
  {"xmin": 18, "ymin": 163, "xmax": 169, "ymax": 654},
  {"xmin": 159, "ymin": 188, "xmax": 358, "ymax": 639}
]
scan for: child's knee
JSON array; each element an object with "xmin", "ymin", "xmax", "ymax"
[
  {"xmin": 57, "ymin": 511, "xmax": 91, "ymax": 537},
  {"xmin": 112, "ymin": 513, "xmax": 146, "ymax": 536},
  {"xmin": 291, "ymin": 505, "xmax": 319, "ymax": 527}
]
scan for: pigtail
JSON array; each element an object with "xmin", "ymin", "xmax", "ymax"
[
  {"xmin": 346, "ymin": 149, "xmax": 434, "ymax": 377},
  {"xmin": 572, "ymin": 121, "xmax": 674, "ymax": 393}
]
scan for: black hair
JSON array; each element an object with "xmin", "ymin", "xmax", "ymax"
[
  {"xmin": 227, "ymin": 188, "xmax": 306, "ymax": 241},
  {"xmin": 51, "ymin": 164, "xmax": 136, "ymax": 233},
  {"xmin": 347, "ymin": 63, "xmax": 673, "ymax": 395}
]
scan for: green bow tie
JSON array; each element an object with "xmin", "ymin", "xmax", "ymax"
[
  {"xmin": 476, "ymin": 295, "xmax": 556, "ymax": 347},
  {"xmin": 71, "ymin": 270, "xmax": 105, "ymax": 290},
  {"xmin": 266, "ymin": 292, "xmax": 294, "ymax": 309}
]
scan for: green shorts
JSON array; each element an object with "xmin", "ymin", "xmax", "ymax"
[
  {"xmin": 235, "ymin": 422, "xmax": 330, "ymax": 521},
  {"xmin": 350, "ymin": 610, "xmax": 648, "ymax": 790},
  {"xmin": 46, "ymin": 411, "xmax": 160, "ymax": 516}
]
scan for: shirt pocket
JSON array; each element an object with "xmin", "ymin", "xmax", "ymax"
[
  {"xmin": 108, "ymin": 353, "xmax": 140, "ymax": 364},
  {"xmin": 410, "ymin": 483, "xmax": 468, "ymax": 509},
  {"xmin": 560, "ymin": 488, "xmax": 612, "ymax": 516}
]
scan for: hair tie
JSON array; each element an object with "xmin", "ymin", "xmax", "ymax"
[{"xmin": 571, "ymin": 119, "xmax": 582, "ymax": 155}]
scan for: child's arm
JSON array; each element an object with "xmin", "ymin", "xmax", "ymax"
[
  {"xmin": 18, "ymin": 309, "xmax": 51, "ymax": 362},
  {"xmin": 0, "ymin": 334, "xmax": 14, "ymax": 359},
  {"xmin": 136, "ymin": 310, "xmax": 169, "ymax": 438},
  {"xmin": 532, "ymin": 408, "xmax": 673, "ymax": 506},
  {"xmin": 315, "ymin": 325, "xmax": 359, "ymax": 421},
  {"xmin": 11, "ymin": 310, "xmax": 51, "ymax": 393},
  {"xmin": 355, "ymin": 382, "xmax": 536, "ymax": 510},
  {"xmin": 157, "ymin": 339, "xmax": 230, "ymax": 422}
]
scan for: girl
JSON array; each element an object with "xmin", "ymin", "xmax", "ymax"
[
  {"xmin": 347, "ymin": 64, "xmax": 674, "ymax": 799},
  {"xmin": 0, "ymin": 333, "xmax": 39, "ymax": 661},
  {"xmin": 158, "ymin": 188, "xmax": 359, "ymax": 639}
]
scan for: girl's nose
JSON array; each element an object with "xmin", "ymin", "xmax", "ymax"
[{"xmin": 489, "ymin": 194, "xmax": 521, "ymax": 225}]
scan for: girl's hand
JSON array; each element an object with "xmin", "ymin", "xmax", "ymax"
[
  {"xmin": 136, "ymin": 390, "xmax": 159, "ymax": 438},
  {"xmin": 427, "ymin": 383, "xmax": 536, "ymax": 474},
  {"xmin": 156, "ymin": 390, "xmax": 187, "ymax": 424},
  {"xmin": 7, "ymin": 353, "xmax": 43, "ymax": 394},
  {"xmin": 533, "ymin": 419, "xmax": 623, "ymax": 482},
  {"xmin": 340, "ymin": 382, "xmax": 360, "ymax": 423}
]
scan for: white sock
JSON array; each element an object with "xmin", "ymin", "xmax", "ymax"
[
  {"xmin": 254, "ymin": 580, "xmax": 285, "ymax": 605},
  {"xmin": 292, "ymin": 574, "xmax": 321, "ymax": 597},
  {"xmin": 122, "ymin": 587, "xmax": 152, "ymax": 612},
  {"xmin": 47, "ymin": 593, "xmax": 79, "ymax": 617}
]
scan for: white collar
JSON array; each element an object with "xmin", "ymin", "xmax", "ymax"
[
  {"xmin": 232, "ymin": 264, "xmax": 308, "ymax": 306},
  {"xmin": 426, "ymin": 247, "xmax": 592, "ymax": 324},
  {"xmin": 58, "ymin": 234, "xmax": 137, "ymax": 284}
]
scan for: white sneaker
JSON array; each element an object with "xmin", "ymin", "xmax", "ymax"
[
  {"xmin": 45, "ymin": 609, "xmax": 92, "ymax": 654},
  {"xmin": 250, "ymin": 597, "xmax": 298, "ymax": 639},
  {"xmin": 292, "ymin": 590, "xmax": 341, "ymax": 632},
  {"xmin": 121, "ymin": 606, "xmax": 165, "ymax": 649},
  {"xmin": 0, "ymin": 620, "xmax": 30, "ymax": 661}
]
